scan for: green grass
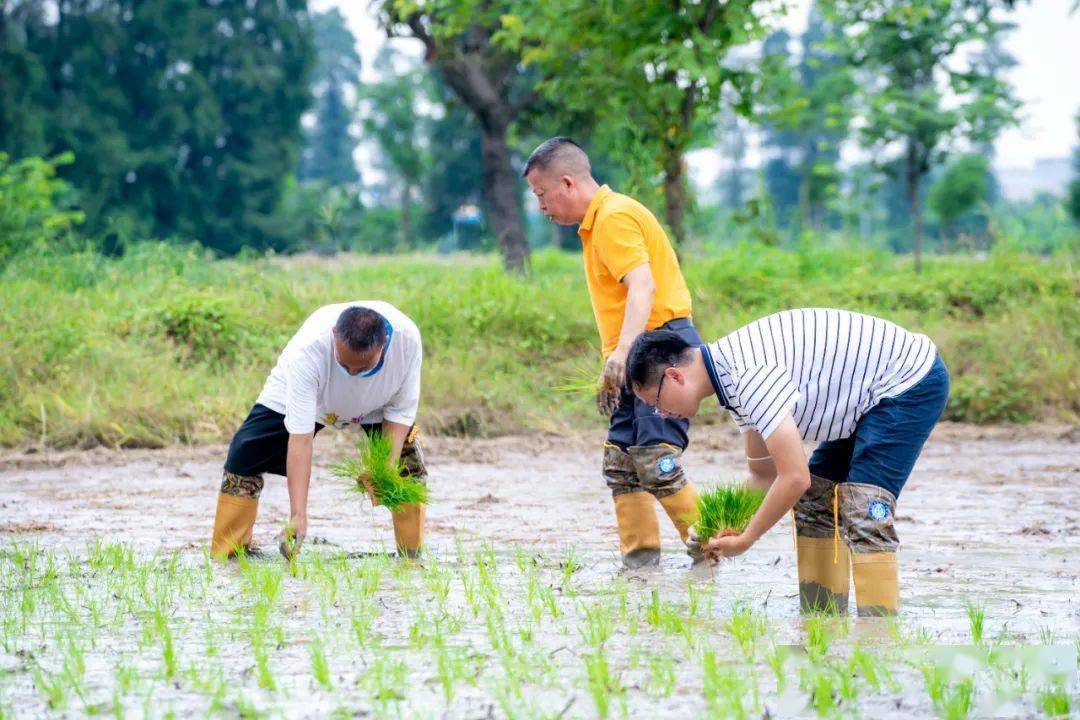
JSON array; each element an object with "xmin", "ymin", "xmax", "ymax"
[
  {"xmin": 331, "ymin": 431, "xmax": 428, "ymax": 511},
  {"xmin": 1, "ymin": 240, "xmax": 1078, "ymax": 448},
  {"xmin": 694, "ymin": 483, "xmax": 767, "ymax": 543}
]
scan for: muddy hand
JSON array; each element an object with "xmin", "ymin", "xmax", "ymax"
[
  {"xmin": 278, "ymin": 517, "xmax": 306, "ymax": 561},
  {"xmin": 685, "ymin": 526, "xmax": 705, "ymax": 563},
  {"xmin": 358, "ymin": 471, "xmax": 380, "ymax": 507},
  {"xmin": 703, "ymin": 530, "xmax": 749, "ymax": 563},
  {"xmin": 596, "ymin": 357, "xmax": 626, "ymax": 418}
]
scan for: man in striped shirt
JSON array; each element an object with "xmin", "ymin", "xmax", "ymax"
[{"xmin": 625, "ymin": 308, "xmax": 950, "ymax": 616}]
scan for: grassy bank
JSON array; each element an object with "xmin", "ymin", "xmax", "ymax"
[{"xmin": 1, "ymin": 242, "xmax": 1077, "ymax": 448}]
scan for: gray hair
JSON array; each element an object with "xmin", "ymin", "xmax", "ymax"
[{"xmin": 522, "ymin": 136, "xmax": 591, "ymax": 178}]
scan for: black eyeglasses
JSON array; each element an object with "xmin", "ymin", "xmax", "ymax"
[{"xmin": 653, "ymin": 366, "xmax": 673, "ymax": 416}]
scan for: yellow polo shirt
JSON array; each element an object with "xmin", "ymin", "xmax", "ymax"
[{"xmin": 578, "ymin": 185, "xmax": 692, "ymax": 357}]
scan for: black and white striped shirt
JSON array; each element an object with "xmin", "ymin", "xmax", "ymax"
[{"xmin": 702, "ymin": 308, "xmax": 937, "ymax": 441}]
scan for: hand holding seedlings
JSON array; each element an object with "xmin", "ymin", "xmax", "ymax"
[
  {"xmin": 596, "ymin": 353, "xmax": 627, "ymax": 418},
  {"xmin": 278, "ymin": 517, "xmax": 305, "ymax": 560},
  {"xmin": 332, "ymin": 431, "xmax": 428, "ymax": 511},
  {"xmin": 692, "ymin": 483, "xmax": 766, "ymax": 563}
]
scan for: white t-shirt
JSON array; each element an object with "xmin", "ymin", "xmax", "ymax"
[
  {"xmin": 703, "ymin": 308, "xmax": 937, "ymax": 441},
  {"xmin": 256, "ymin": 302, "xmax": 422, "ymax": 434}
]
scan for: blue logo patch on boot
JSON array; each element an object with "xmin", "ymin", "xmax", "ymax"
[
  {"xmin": 868, "ymin": 500, "xmax": 889, "ymax": 521},
  {"xmin": 658, "ymin": 456, "xmax": 677, "ymax": 474}
]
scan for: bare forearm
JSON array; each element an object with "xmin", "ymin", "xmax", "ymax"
[
  {"xmin": 380, "ymin": 420, "xmax": 409, "ymax": 465},
  {"xmin": 286, "ymin": 434, "xmax": 314, "ymax": 520},
  {"xmin": 616, "ymin": 285, "xmax": 654, "ymax": 353},
  {"xmin": 741, "ymin": 471, "xmax": 808, "ymax": 543}
]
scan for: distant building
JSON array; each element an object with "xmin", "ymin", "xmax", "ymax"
[{"xmin": 995, "ymin": 157, "xmax": 1072, "ymax": 201}]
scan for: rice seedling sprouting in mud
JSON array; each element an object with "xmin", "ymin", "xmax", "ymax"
[
  {"xmin": 694, "ymin": 483, "xmax": 766, "ymax": 543},
  {"xmin": 332, "ymin": 431, "xmax": 428, "ymax": 511}
]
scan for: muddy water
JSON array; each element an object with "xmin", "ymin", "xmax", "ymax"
[{"xmin": 1, "ymin": 424, "xmax": 1078, "ymax": 717}]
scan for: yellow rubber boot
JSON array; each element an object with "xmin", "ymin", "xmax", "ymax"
[
  {"xmin": 851, "ymin": 552, "xmax": 899, "ymax": 616},
  {"xmin": 391, "ymin": 503, "xmax": 426, "ymax": 559},
  {"xmin": 796, "ymin": 536, "xmax": 851, "ymax": 614},
  {"xmin": 657, "ymin": 484, "xmax": 700, "ymax": 544},
  {"xmin": 613, "ymin": 492, "xmax": 661, "ymax": 568},
  {"xmin": 210, "ymin": 493, "xmax": 258, "ymax": 560}
]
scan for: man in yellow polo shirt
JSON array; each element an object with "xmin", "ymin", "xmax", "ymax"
[{"xmin": 524, "ymin": 136, "xmax": 703, "ymax": 568}]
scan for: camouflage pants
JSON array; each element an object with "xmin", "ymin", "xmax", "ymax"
[
  {"xmin": 794, "ymin": 475, "xmax": 899, "ymax": 553},
  {"xmin": 220, "ymin": 424, "xmax": 428, "ymax": 498},
  {"xmin": 603, "ymin": 443, "xmax": 688, "ymax": 500}
]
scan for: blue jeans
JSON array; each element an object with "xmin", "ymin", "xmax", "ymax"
[{"xmin": 807, "ymin": 355, "xmax": 950, "ymax": 498}]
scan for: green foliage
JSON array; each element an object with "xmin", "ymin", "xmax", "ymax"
[
  {"xmin": 0, "ymin": 153, "xmax": 84, "ymax": 265},
  {"xmin": 298, "ymin": 9, "xmax": 362, "ymax": 187},
  {"xmin": 506, "ymin": 0, "xmax": 775, "ymax": 244},
  {"xmin": 154, "ymin": 293, "xmax": 251, "ymax": 362},
  {"xmin": 332, "ymin": 431, "xmax": 429, "ymax": 511},
  {"xmin": 0, "ymin": 242, "xmax": 1077, "ymax": 449},
  {"xmin": 0, "ymin": 0, "xmax": 314, "ymax": 254},
  {"xmin": 1069, "ymin": 111, "xmax": 1080, "ymax": 226},
  {"xmin": 928, "ymin": 155, "xmax": 992, "ymax": 241},
  {"xmin": 694, "ymin": 484, "xmax": 766, "ymax": 543},
  {"xmin": 827, "ymin": 0, "xmax": 1021, "ymax": 267}
]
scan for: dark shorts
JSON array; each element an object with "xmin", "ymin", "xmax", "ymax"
[
  {"xmin": 607, "ymin": 317, "xmax": 702, "ymax": 451},
  {"xmin": 807, "ymin": 355, "xmax": 950, "ymax": 498},
  {"xmin": 224, "ymin": 403, "xmax": 325, "ymax": 477}
]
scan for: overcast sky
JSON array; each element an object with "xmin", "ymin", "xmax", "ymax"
[{"xmin": 315, "ymin": 0, "xmax": 1079, "ymax": 184}]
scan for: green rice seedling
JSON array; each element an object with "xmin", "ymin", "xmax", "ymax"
[
  {"xmin": 32, "ymin": 665, "xmax": 67, "ymax": 710},
  {"xmin": 725, "ymin": 603, "xmax": 767, "ymax": 658},
  {"xmin": 1038, "ymin": 625, "xmax": 1055, "ymax": 644},
  {"xmin": 765, "ymin": 643, "xmax": 790, "ymax": 692},
  {"xmin": 332, "ymin": 431, "xmax": 428, "ymax": 511},
  {"xmin": 583, "ymin": 648, "xmax": 624, "ymax": 719},
  {"xmin": 552, "ymin": 356, "xmax": 603, "ymax": 398},
  {"xmin": 848, "ymin": 644, "xmax": 892, "ymax": 692},
  {"xmin": 966, "ymin": 602, "xmax": 985, "ymax": 644},
  {"xmin": 560, "ymin": 546, "xmax": 582, "ymax": 585},
  {"xmin": 580, "ymin": 603, "xmax": 614, "ymax": 648},
  {"xmin": 694, "ymin": 483, "xmax": 766, "ymax": 542},
  {"xmin": 646, "ymin": 653, "xmax": 677, "ymax": 698},
  {"xmin": 252, "ymin": 638, "xmax": 275, "ymax": 691},
  {"xmin": 702, "ymin": 648, "xmax": 757, "ymax": 720},
  {"xmin": 803, "ymin": 615, "xmax": 836, "ymax": 662},
  {"xmin": 309, "ymin": 635, "xmax": 332, "ymax": 690},
  {"xmin": 801, "ymin": 665, "xmax": 840, "ymax": 718},
  {"xmin": 1038, "ymin": 677, "xmax": 1071, "ymax": 717},
  {"xmin": 643, "ymin": 589, "xmax": 686, "ymax": 637}
]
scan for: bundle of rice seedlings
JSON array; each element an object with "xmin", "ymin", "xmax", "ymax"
[
  {"xmin": 551, "ymin": 355, "xmax": 604, "ymax": 397},
  {"xmin": 694, "ymin": 483, "xmax": 766, "ymax": 543},
  {"xmin": 331, "ymin": 431, "xmax": 428, "ymax": 511}
]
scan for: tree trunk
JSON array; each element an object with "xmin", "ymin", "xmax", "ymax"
[
  {"xmin": 480, "ymin": 125, "xmax": 530, "ymax": 274},
  {"xmin": 400, "ymin": 184, "xmax": 411, "ymax": 251},
  {"xmin": 906, "ymin": 142, "xmax": 923, "ymax": 273},
  {"xmin": 661, "ymin": 146, "xmax": 686, "ymax": 247}
]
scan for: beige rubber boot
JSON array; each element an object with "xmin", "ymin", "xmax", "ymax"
[
  {"xmin": 391, "ymin": 503, "xmax": 426, "ymax": 559},
  {"xmin": 210, "ymin": 493, "xmax": 258, "ymax": 560},
  {"xmin": 613, "ymin": 492, "xmax": 661, "ymax": 569},
  {"xmin": 794, "ymin": 475, "xmax": 851, "ymax": 614},
  {"xmin": 838, "ymin": 482, "xmax": 900, "ymax": 616}
]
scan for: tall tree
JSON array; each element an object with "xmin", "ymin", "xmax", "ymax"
[
  {"xmin": 505, "ymin": 0, "xmax": 773, "ymax": 247},
  {"xmin": 1069, "ymin": 111, "xmax": 1080, "ymax": 226},
  {"xmin": 378, "ymin": 1, "xmax": 534, "ymax": 273},
  {"xmin": 828, "ymin": 0, "xmax": 1020, "ymax": 270},
  {"xmin": 298, "ymin": 8, "xmax": 361, "ymax": 186},
  {"xmin": 2, "ymin": 0, "xmax": 315, "ymax": 253},
  {"xmin": 927, "ymin": 153, "xmax": 991, "ymax": 246},
  {"xmin": 361, "ymin": 48, "xmax": 431, "ymax": 250}
]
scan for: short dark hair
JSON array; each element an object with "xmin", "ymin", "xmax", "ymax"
[
  {"xmin": 627, "ymin": 330, "xmax": 695, "ymax": 389},
  {"xmin": 334, "ymin": 307, "xmax": 388, "ymax": 353},
  {"xmin": 522, "ymin": 136, "xmax": 588, "ymax": 178}
]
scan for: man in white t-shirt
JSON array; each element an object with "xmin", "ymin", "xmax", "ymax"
[
  {"xmin": 210, "ymin": 302, "xmax": 426, "ymax": 560},
  {"xmin": 626, "ymin": 309, "xmax": 950, "ymax": 616}
]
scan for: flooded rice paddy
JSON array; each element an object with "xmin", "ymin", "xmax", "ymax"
[{"xmin": 0, "ymin": 424, "xmax": 1077, "ymax": 718}]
